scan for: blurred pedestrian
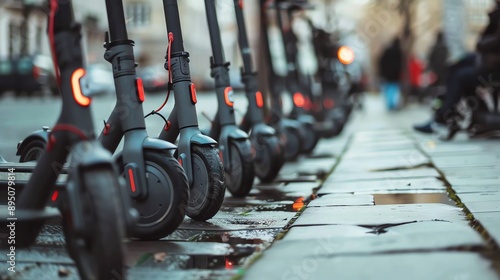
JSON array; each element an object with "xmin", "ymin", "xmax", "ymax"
[
  {"xmin": 378, "ymin": 38, "xmax": 402, "ymax": 110},
  {"xmin": 427, "ymin": 32, "xmax": 449, "ymax": 86}
]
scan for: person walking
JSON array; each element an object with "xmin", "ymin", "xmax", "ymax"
[{"xmin": 378, "ymin": 38, "xmax": 403, "ymax": 110}]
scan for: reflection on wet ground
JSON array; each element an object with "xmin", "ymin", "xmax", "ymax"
[{"xmin": 373, "ymin": 193, "xmax": 456, "ymax": 206}]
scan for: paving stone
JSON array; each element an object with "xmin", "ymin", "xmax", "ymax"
[
  {"xmin": 318, "ymin": 177, "xmax": 445, "ymax": 195},
  {"xmin": 335, "ymin": 157, "xmax": 430, "ymax": 172},
  {"xmin": 308, "ymin": 194, "xmax": 374, "ymax": 207},
  {"xmin": 276, "ymin": 221, "xmax": 484, "ymax": 255},
  {"xmin": 243, "ymin": 252, "xmax": 498, "ymax": 280},
  {"xmin": 432, "ymin": 154, "xmax": 500, "ymax": 168},
  {"xmin": 447, "ymin": 177, "xmax": 500, "ymax": 187},
  {"xmin": 458, "ymin": 192, "xmax": 500, "ymax": 203},
  {"xmin": 293, "ymin": 204, "xmax": 468, "ymax": 227},
  {"xmin": 178, "ymin": 211, "xmax": 295, "ymax": 231},
  {"xmin": 454, "ymin": 185, "xmax": 500, "ymax": 194},
  {"xmin": 473, "ymin": 212, "xmax": 500, "ymax": 244},
  {"xmin": 466, "ymin": 201, "xmax": 500, "ymax": 213},
  {"xmin": 346, "ymin": 142, "xmax": 416, "ymax": 153},
  {"xmin": 255, "ymin": 181, "xmax": 320, "ymax": 197},
  {"xmin": 343, "ymin": 148, "xmax": 424, "ymax": 160},
  {"xmin": 327, "ymin": 168, "xmax": 440, "ymax": 182},
  {"xmin": 422, "ymin": 142, "xmax": 485, "ymax": 154},
  {"xmin": 279, "ymin": 158, "xmax": 336, "ymax": 176}
]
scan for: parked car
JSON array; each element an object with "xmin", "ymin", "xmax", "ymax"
[
  {"xmin": 81, "ymin": 63, "xmax": 114, "ymax": 96},
  {"xmin": 0, "ymin": 55, "xmax": 58, "ymax": 96},
  {"xmin": 136, "ymin": 65, "xmax": 168, "ymax": 93}
]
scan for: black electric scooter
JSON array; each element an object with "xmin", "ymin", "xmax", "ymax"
[
  {"xmin": 158, "ymin": 0, "xmax": 226, "ymax": 219},
  {"xmin": 308, "ymin": 19, "xmax": 355, "ymax": 137},
  {"xmin": 273, "ymin": 0, "xmax": 319, "ymax": 153},
  {"xmin": 200, "ymin": 0, "xmax": 255, "ymax": 197},
  {"xmin": 260, "ymin": 0, "xmax": 306, "ymax": 161},
  {"xmin": 0, "ymin": 0, "xmax": 128, "ymax": 278},
  {"xmin": 17, "ymin": 0, "xmax": 189, "ymax": 240},
  {"xmin": 233, "ymin": 0, "xmax": 285, "ymax": 183}
]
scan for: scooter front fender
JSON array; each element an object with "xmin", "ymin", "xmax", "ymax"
[{"xmin": 16, "ymin": 129, "xmax": 49, "ymax": 156}]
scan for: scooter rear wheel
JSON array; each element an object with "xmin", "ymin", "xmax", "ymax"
[
  {"xmin": 225, "ymin": 140, "xmax": 255, "ymax": 197},
  {"xmin": 63, "ymin": 169, "xmax": 125, "ymax": 279},
  {"xmin": 253, "ymin": 135, "xmax": 284, "ymax": 183},
  {"xmin": 187, "ymin": 145, "xmax": 225, "ymax": 221},
  {"xmin": 131, "ymin": 151, "xmax": 189, "ymax": 240},
  {"xmin": 283, "ymin": 127, "xmax": 302, "ymax": 162}
]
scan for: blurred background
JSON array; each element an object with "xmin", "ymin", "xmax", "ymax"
[{"xmin": 0, "ymin": 0, "xmax": 495, "ymax": 94}]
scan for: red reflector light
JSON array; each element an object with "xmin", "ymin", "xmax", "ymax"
[
  {"xmin": 224, "ymin": 87, "xmax": 234, "ymax": 107},
  {"xmin": 323, "ymin": 98, "xmax": 335, "ymax": 109},
  {"xmin": 255, "ymin": 91, "xmax": 264, "ymax": 108},
  {"xmin": 128, "ymin": 168, "xmax": 136, "ymax": 192},
  {"xmin": 239, "ymin": 0, "xmax": 243, "ymax": 9},
  {"xmin": 51, "ymin": 190, "xmax": 59, "ymax": 202},
  {"xmin": 190, "ymin": 83, "xmax": 197, "ymax": 104},
  {"xmin": 136, "ymin": 78, "xmax": 145, "ymax": 102},
  {"xmin": 293, "ymin": 92, "xmax": 305, "ymax": 108}
]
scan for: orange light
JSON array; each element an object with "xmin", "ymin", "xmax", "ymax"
[
  {"xmin": 128, "ymin": 169, "xmax": 136, "ymax": 193},
  {"xmin": 224, "ymin": 87, "xmax": 234, "ymax": 107},
  {"xmin": 71, "ymin": 68, "xmax": 91, "ymax": 106},
  {"xmin": 293, "ymin": 92, "xmax": 305, "ymax": 108},
  {"xmin": 51, "ymin": 190, "xmax": 59, "ymax": 202},
  {"xmin": 190, "ymin": 83, "xmax": 197, "ymax": 104},
  {"xmin": 338, "ymin": 46, "xmax": 355, "ymax": 65},
  {"xmin": 255, "ymin": 91, "xmax": 264, "ymax": 108},
  {"xmin": 292, "ymin": 197, "xmax": 305, "ymax": 211},
  {"xmin": 323, "ymin": 98, "xmax": 335, "ymax": 109},
  {"xmin": 136, "ymin": 78, "xmax": 145, "ymax": 102}
]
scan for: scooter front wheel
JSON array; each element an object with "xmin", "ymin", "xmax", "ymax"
[
  {"xmin": 19, "ymin": 139, "xmax": 46, "ymax": 162},
  {"xmin": 187, "ymin": 145, "xmax": 225, "ymax": 221},
  {"xmin": 253, "ymin": 135, "xmax": 284, "ymax": 183},
  {"xmin": 225, "ymin": 140, "xmax": 255, "ymax": 198},
  {"xmin": 130, "ymin": 151, "xmax": 189, "ymax": 240},
  {"xmin": 299, "ymin": 122, "xmax": 320, "ymax": 155},
  {"xmin": 62, "ymin": 169, "xmax": 125, "ymax": 279}
]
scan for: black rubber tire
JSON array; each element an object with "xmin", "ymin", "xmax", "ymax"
[
  {"xmin": 63, "ymin": 169, "xmax": 125, "ymax": 280},
  {"xmin": 19, "ymin": 139, "xmax": 46, "ymax": 162},
  {"xmin": 253, "ymin": 135, "xmax": 285, "ymax": 183},
  {"xmin": 283, "ymin": 127, "xmax": 302, "ymax": 162},
  {"xmin": 187, "ymin": 145, "xmax": 225, "ymax": 221},
  {"xmin": 299, "ymin": 122, "xmax": 319, "ymax": 154},
  {"xmin": 225, "ymin": 140, "xmax": 255, "ymax": 198},
  {"xmin": 129, "ymin": 151, "xmax": 189, "ymax": 240}
]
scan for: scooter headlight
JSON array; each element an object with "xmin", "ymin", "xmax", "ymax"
[{"xmin": 338, "ymin": 46, "xmax": 355, "ymax": 65}]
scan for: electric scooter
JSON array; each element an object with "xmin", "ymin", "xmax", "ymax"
[
  {"xmin": 0, "ymin": 0, "xmax": 129, "ymax": 278},
  {"xmin": 308, "ymin": 18, "xmax": 355, "ymax": 137},
  {"xmin": 273, "ymin": 0, "xmax": 319, "ymax": 153},
  {"xmin": 260, "ymin": 0, "xmax": 306, "ymax": 161},
  {"xmin": 17, "ymin": 0, "xmax": 190, "ymax": 240},
  {"xmin": 158, "ymin": 0, "xmax": 226, "ymax": 218},
  {"xmin": 201, "ymin": 0, "xmax": 255, "ymax": 197},
  {"xmin": 233, "ymin": 0, "xmax": 285, "ymax": 183}
]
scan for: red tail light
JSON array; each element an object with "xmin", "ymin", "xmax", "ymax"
[{"xmin": 33, "ymin": 66, "xmax": 40, "ymax": 80}]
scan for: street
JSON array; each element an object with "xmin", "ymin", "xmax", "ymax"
[{"xmin": 0, "ymin": 93, "xmax": 500, "ymax": 279}]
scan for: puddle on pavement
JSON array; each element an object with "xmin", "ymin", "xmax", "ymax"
[
  {"xmin": 221, "ymin": 196, "xmax": 309, "ymax": 213},
  {"xmin": 136, "ymin": 229, "xmax": 280, "ymax": 270},
  {"xmin": 373, "ymin": 193, "xmax": 456, "ymax": 206}
]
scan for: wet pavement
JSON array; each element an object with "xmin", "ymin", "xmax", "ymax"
[{"xmin": 1, "ymin": 94, "xmax": 500, "ymax": 279}]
